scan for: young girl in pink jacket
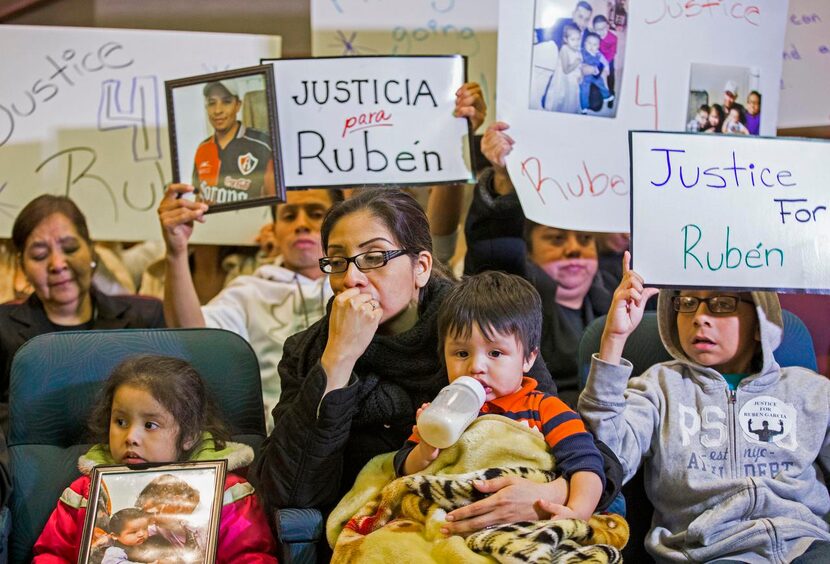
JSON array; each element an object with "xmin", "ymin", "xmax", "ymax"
[{"xmin": 33, "ymin": 354, "xmax": 278, "ymax": 563}]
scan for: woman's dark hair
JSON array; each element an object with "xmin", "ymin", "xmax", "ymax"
[
  {"xmin": 522, "ymin": 221, "xmax": 596, "ymax": 257},
  {"xmin": 437, "ymin": 271, "xmax": 542, "ymax": 362},
  {"xmin": 88, "ymin": 355, "xmax": 231, "ymax": 459},
  {"xmin": 321, "ymin": 188, "xmax": 451, "ymax": 289},
  {"xmin": 11, "ymin": 194, "xmax": 92, "ymax": 253}
]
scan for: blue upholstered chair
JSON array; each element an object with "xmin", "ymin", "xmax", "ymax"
[
  {"xmin": 577, "ymin": 309, "xmax": 818, "ymax": 563},
  {"xmin": 7, "ymin": 328, "xmax": 266, "ymax": 564}
]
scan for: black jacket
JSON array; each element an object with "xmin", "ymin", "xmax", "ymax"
[
  {"xmin": 464, "ymin": 169, "xmax": 618, "ymax": 407},
  {"xmin": 0, "ymin": 288, "xmax": 165, "ymax": 429},
  {"xmin": 252, "ymin": 276, "xmax": 559, "ymax": 513}
]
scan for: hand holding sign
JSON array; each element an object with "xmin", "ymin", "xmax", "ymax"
[
  {"xmin": 481, "ymin": 121, "xmax": 514, "ymax": 169},
  {"xmin": 481, "ymin": 121, "xmax": 516, "ymax": 197},
  {"xmin": 454, "ymin": 82, "xmax": 487, "ymax": 132}
]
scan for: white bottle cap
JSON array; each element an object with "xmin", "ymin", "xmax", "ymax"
[{"xmin": 452, "ymin": 376, "xmax": 486, "ymax": 407}]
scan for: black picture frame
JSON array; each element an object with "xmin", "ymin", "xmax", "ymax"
[
  {"xmin": 77, "ymin": 460, "xmax": 227, "ymax": 564},
  {"xmin": 165, "ymin": 65, "xmax": 285, "ymax": 213}
]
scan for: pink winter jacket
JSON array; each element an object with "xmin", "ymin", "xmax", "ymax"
[{"xmin": 32, "ymin": 441, "xmax": 278, "ymax": 563}]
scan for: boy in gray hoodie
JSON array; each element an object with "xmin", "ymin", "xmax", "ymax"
[{"xmin": 578, "ymin": 253, "xmax": 830, "ymax": 563}]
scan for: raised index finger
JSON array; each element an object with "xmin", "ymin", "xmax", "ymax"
[{"xmin": 622, "ymin": 250, "xmax": 631, "ymax": 276}]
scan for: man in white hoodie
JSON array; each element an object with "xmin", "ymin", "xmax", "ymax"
[
  {"xmin": 158, "ymin": 184, "xmax": 340, "ymax": 430},
  {"xmin": 579, "ymin": 253, "xmax": 830, "ymax": 563}
]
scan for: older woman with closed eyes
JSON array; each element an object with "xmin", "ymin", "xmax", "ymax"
[{"xmin": 0, "ymin": 195, "xmax": 164, "ymax": 431}]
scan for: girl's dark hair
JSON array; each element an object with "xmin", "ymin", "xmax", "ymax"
[
  {"xmin": 88, "ymin": 355, "xmax": 231, "ymax": 459},
  {"xmin": 562, "ymin": 23, "xmax": 581, "ymax": 40},
  {"xmin": 321, "ymin": 188, "xmax": 451, "ymax": 291},
  {"xmin": 12, "ymin": 194, "xmax": 92, "ymax": 252},
  {"xmin": 437, "ymin": 271, "xmax": 542, "ymax": 362},
  {"xmin": 708, "ymin": 104, "xmax": 725, "ymax": 128},
  {"xmin": 108, "ymin": 508, "xmax": 148, "ymax": 534}
]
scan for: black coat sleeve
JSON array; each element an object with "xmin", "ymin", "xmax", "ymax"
[
  {"xmin": 594, "ymin": 439, "xmax": 624, "ymax": 511},
  {"xmin": 464, "ymin": 168, "xmax": 531, "ymax": 277},
  {"xmin": 252, "ymin": 326, "xmax": 361, "ymax": 510}
]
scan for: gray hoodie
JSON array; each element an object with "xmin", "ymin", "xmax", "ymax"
[{"xmin": 579, "ymin": 290, "xmax": 830, "ymax": 563}]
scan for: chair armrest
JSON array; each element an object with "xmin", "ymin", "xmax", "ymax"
[
  {"xmin": 274, "ymin": 507, "xmax": 324, "ymax": 543},
  {"xmin": 0, "ymin": 506, "xmax": 10, "ymax": 564}
]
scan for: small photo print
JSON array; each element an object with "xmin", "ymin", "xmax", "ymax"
[
  {"xmin": 166, "ymin": 65, "xmax": 286, "ymax": 213},
  {"xmin": 686, "ymin": 63, "xmax": 762, "ymax": 136},
  {"xmin": 529, "ymin": 0, "xmax": 627, "ymax": 117},
  {"xmin": 78, "ymin": 461, "xmax": 226, "ymax": 564}
]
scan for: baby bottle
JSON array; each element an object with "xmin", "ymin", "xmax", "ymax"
[{"xmin": 417, "ymin": 376, "xmax": 486, "ymax": 449}]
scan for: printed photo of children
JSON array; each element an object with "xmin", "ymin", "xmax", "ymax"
[
  {"xmin": 686, "ymin": 63, "xmax": 762, "ymax": 136},
  {"xmin": 81, "ymin": 467, "xmax": 223, "ymax": 564},
  {"xmin": 529, "ymin": 0, "xmax": 627, "ymax": 118}
]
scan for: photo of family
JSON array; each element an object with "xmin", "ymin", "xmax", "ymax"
[
  {"xmin": 165, "ymin": 65, "xmax": 286, "ymax": 213},
  {"xmin": 529, "ymin": 0, "xmax": 627, "ymax": 117},
  {"xmin": 78, "ymin": 462, "xmax": 226, "ymax": 564},
  {"xmin": 686, "ymin": 63, "xmax": 762, "ymax": 136}
]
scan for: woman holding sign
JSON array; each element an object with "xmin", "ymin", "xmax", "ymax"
[{"xmin": 464, "ymin": 121, "xmax": 620, "ymax": 408}]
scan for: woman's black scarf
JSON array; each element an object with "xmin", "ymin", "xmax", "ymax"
[{"xmin": 315, "ymin": 275, "xmax": 454, "ymax": 429}]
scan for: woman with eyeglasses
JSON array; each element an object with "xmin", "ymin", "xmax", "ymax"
[{"xmin": 252, "ymin": 189, "xmax": 601, "ymax": 527}]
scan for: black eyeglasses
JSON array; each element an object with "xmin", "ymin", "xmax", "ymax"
[
  {"xmin": 319, "ymin": 250, "xmax": 410, "ymax": 274},
  {"xmin": 672, "ymin": 295, "xmax": 753, "ymax": 314}
]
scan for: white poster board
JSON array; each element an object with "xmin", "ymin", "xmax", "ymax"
[
  {"xmin": 630, "ymin": 131, "xmax": 830, "ymax": 292},
  {"xmin": 498, "ymin": 0, "xmax": 788, "ymax": 232},
  {"xmin": 311, "ymin": 0, "xmax": 497, "ymax": 130},
  {"xmin": 778, "ymin": 0, "xmax": 830, "ymax": 128},
  {"xmin": 0, "ymin": 25, "xmax": 281, "ymax": 244},
  {"xmin": 267, "ymin": 56, "xmax": 472, "ymax": 188}
]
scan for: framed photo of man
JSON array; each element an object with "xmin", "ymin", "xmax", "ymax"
[
  {"xmin": 166, "ymin": 65, "xmax": 286, "ymax": 213},
  {"xmin": 77, "ymin": 461, "xmax": 227, "ymax": 564}
]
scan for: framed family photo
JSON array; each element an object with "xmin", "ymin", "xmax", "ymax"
[
  {"xmin": 165, "ymin": 65, "xmax": 286, "ymax": 213},
  {"xmin": 77, "ymin": 460, "xmax": 227, "ymax": 564},
  {"xmin": 529, "ymin": 0, "xmax": 627, "ymax": 118}
]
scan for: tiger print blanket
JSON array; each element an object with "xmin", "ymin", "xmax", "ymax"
[{"xmin": 327, "ymin": 415, "xmax": 628, "ymax": 563}]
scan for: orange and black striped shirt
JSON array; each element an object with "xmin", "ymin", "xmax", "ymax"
[{"xmin": 399, "ymin": 377, "xmax": 604, "ymax": 482}]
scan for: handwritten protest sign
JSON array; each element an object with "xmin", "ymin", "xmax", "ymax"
[
  {"xmin": 311, "ymin": 0, "xmax": 497, "ymax": 130},
  {"xmin": 779, "ymin": 0, "xmax": 830, "ymax": 128},
  {"xmin": 630, "ymin": 131, "xmax": 830, "ymax": 292},
  {"xmin": 266, "ymin": 56, "xmax": 472, "ymax": 188},
  {"xmin": 497, "ymin": 0, "xmax": 788, "ymax": 232},
  {"xmin": 0, "ymin": 25, "xmax": 280, "ymax": 244}
]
